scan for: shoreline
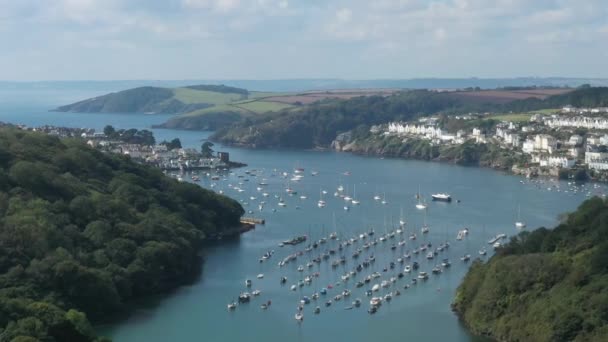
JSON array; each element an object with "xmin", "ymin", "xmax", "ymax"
[{"xmin": 212, "ymin": 138, "xmax": 591, "ymax": 185}]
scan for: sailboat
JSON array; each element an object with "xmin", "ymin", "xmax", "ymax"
[
  {"xmin": 381, "ymin": 192, "xmax": 387, "ymax": 205},
  {"xmin": 399, "ymin": 207, "xmax": 406, "ymax": 226},
  {"xmin": 515, "ymin": 205, "xmax": 526, "ymax": 228},
  {"xmin": 351, "ymin": 185, "xmax": 360, "ymax": 205},
  {"xmin": 344, "ymin": 185, "xmax": 352, "ymax": 202},
  {"xmin": 373, "ymin": 186, "xmax": 381, "ymax": 201},
  {"xmin": 421, "ymin": 209, "xmax": 429, "ymax": 234},
  {"xmin": 278, "ymin": 197, "xmax": 287, "ymax": 207},
  {"xmin": 415, "ymin": 185, "xmax": 427, "ymax": 210},
  {"xmin": 318, "ymin": 189, "xmax": 326, "ymax": 208}
]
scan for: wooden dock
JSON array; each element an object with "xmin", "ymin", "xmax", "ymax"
[{"xmin": 240, "ymin": 217, "xmax": 266, "ymax": 225}]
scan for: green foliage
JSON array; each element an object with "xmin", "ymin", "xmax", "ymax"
[
  {"xmin": 160, "ymin": 138, "xmax": 182, "ymax": 150},
  {"xmin": 0, "ymin": 128, "xmax": 243, "ymax": 341},
  {"xmin": 102, "ymin": 126, "xmax": 155, "ymax": 145},
  {"xmin": 453, "ymin": 197, "xmax": 608, "ymax": 341},
  {"xmin": 201, "ymin": 142, "xmax": 214, "ymax": 158}
]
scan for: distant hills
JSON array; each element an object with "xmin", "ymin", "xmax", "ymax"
[
  {"xmin": 53, "ymin": 84, "xmax": 398, "ymax": 131},
  {"xmin": 53, "ymin": 83, "xmax": 608, "ymax": 149},
  {"xmin": 9, "ymin": 77, "xmax": 608, "ymax": 92},
  {"xmin": 453, "ymin": 197, "xmax": 608, "ymax": 341}
]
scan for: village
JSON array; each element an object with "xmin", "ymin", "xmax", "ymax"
[
  {"xmin": 383, "ymin": 105, "xmax": 608, "ymax": 180},
  {"xmin": 0, "ymin": 122, "xmax": 237, "ymax": 172}
]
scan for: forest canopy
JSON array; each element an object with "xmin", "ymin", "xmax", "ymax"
[
  {"xmin": 453, "ymin": 197, "xmax": 608, "ymax": 342},
  {"xmin": 0, "ymin": 128, "xmax": 243, "ymax": 341}
]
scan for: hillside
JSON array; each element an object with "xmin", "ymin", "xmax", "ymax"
[
  {"xmin": 452, "ymin": 197, "xmax": 608, "ymax": 342},
  {"xmin": 211, "ymin": 87, "xmax": 608, "ymax": 149},
  {"xmin": 0, "ymin": 128, "xmax": 243, "ymax": 341}
]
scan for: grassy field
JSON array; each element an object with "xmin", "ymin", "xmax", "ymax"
[
  {"xmin": 172, "ymin": 88, "xmax": 245, "ymax": 104},
  {"xmin": 485, "ymin": 108, "xmax": 558, "ymax": 122},
  {"xmin": 249, "ymin": 91, "xmax": 294, "ymax": 99},
  {"xmin": 181, "ymin": 104, "xmax": 245, "ymax": 117},
  {"xmin": 486, "ymin": 113, "xmax": 533, "ymax": 122},
  {"xmin": 235, "ymin": 100, "xmax": 292, "ymax": 113}
]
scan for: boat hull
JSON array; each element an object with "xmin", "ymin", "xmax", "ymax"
[{"xmin": 431, "ymin": 195, "xmax": 452, "ymax": 202}]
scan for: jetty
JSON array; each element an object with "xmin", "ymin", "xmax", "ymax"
[{"xmin": 241, "ymin": 217, "xmax": 266, "ymax": 225}]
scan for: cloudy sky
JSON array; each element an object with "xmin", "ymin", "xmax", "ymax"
[{"xmin": 1, "ymin": 0, "xmax": 607, "ymax": 80}]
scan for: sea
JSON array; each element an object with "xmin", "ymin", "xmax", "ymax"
[{"xmin": 0, "ymin": 83, "xmax": 603, "ymax": 342}]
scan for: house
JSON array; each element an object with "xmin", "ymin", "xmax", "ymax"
[
  {"xmin": 587, "ymin": 135, "xmax": 601, "ymax": 146},
  {"xmin": 539, "ymin": 156, "xmax": 575, "ymax": 169},
  {"xmin": 567, "ymin": 135, "xmax": 583, "ymax": 146},
  {"xmin": 534, "ymin": 134, "xmax": 557, "ymax": 154},
  {"xmin": 522, "ymin": 139, "xmax": 535, "ymax": 154},
  {"xmin": 585, "ymin": 151, "xmax": 608, "ymax": 164}
]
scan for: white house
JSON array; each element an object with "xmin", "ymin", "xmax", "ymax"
[
  {"xmin": 522, "ymin": 139, "xmax": 535, "ymax": 154},
  {"xmin": 539, "ymin": 156, "xmax": 575, "ymax": 169},
  {"xmin": 534, "ymin": 134, "xmax": 557, "ymax": 154},
  {"xmin": 568, "ymin": 135, "xmax": 583, "ymax": 146}
]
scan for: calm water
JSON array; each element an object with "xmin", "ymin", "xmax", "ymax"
[{"xmin": 1, "ymin": 85, "xmax": 603, "ymax": 342}]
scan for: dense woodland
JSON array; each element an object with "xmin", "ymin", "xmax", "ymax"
[
  {"xmin": 344, "ymin": 134, "xmax": 526, "ymax": 169},
  {"xmin": 212, "ymin": 87, "xmax": 608, "ymax": 149},
  {"xmin": 0, "ymin": 128, "xmax": 243, "ymax": 341},
  {"xmin": 453, "ymin": 197, "xmax": 608, "ymax": 341}
]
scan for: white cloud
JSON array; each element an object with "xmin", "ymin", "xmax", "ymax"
[{"xmin": 0, "ymin": 0, "xmax": 607, "ymax": 79}]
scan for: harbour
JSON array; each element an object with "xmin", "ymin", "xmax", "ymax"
[{"xmin": 1, "ymin": 90, "xmax": 605, "ymax": 341}]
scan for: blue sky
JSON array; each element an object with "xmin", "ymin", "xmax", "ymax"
[{"xmin": 1, "ymin": 0, "xmax": 607, "ymax": 80}]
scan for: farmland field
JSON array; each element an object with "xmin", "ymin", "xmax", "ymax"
[{"xmin": 172, "ymin": 87, "xmax": 246, "ymax": 104}]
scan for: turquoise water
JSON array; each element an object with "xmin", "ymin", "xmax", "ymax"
[{"xmin": 1, "ymin": 86, "xmax": 603, "ymax": 342}]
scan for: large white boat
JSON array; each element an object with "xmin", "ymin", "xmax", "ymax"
[{"xmin": 431, "ymin": 193, "xmax": 452, "ymax": 202}]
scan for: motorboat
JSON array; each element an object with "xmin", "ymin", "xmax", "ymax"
[
  {"xmin": 418, "ymin": 272, "xmax": 429, "ymax": 280},
  {"xmin": 257, "ymin": 273, "xmax": 264, "ymax": 279},
  {"xmin": 431, "ymin": 193, "xmax": 452, "ymax": 202},
  {"xmin": 460, "ymin": 254, "xmax": 471, "ymax": 262},
  {"xmin": 245, "ymin": 279, "xmax": 252, "ymax": 287},
  {"xmin": 227, "ymin": 302, "xmax": 237, "ymax": 310},
  {"xmin": 370, "ymin": 297, "xmax": 382, "ymax": 307},
  {"xmin": 294, "ymin": 312, "xmax": 304, "ymax": 321}
]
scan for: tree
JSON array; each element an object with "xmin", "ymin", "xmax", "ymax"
[
  {"xmin": 574, "ymin": 169, "xmax": 589, "ymax": 182},
  {"xmin": 201, "ymin": 142, "xmax": 214, "ymax": 158},
  {"xmin": 103, "ymin": 125, "xmax": 115, "ymax": 137},
  {"xmin": 161, "ymin": 138, "xmax": 182, "ymax": 150}
]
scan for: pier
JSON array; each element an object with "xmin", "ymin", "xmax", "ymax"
[{"xmin": 240, "ymin": 217, "xmax": 266, "ymax": 225}]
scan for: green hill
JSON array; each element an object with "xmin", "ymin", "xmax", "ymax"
[
  {"xmin": 0, "ymin": 128, "xmax": 243, "ymax": 341},
  {"xmin": 452, "ymin": 197, "xmax": 608, "ymax": 342},
  {"xmin": 212, "ymin": 87, "xmax": 608, "ymax": 149},
  {"xmin": 54, "ymin": 85, "xmax": 294, "ymax": 130}
]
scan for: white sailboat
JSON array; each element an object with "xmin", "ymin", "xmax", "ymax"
[
  {"xmin": 351, "ymin": 185, "xmax": 360, "ymax": 205},
  {"xmin": 515, "ymin": 205, "xmax": 526, "ymax": 228},
  {"xmin": 421, "ymin": 209, "xmax": 429, "ymax": 234},
  {"xmin": 317, "ymin": 189, "xmax": 326, "ymax": 208},
  {"xmin": 399, "ymin": 207, "xmax": 406, "ymax": 226},
  {"xmin": 415, "ymin": 185, "xmax": 427, "ymax": 210},
  {"xmin": 381, "ymin": 192, "xmax": 387, "ymax": 205}
]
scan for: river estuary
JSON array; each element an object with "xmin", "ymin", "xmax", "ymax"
[{"xmin": 1, "ymin": 85, "xmax": 603, "ymax": 342}]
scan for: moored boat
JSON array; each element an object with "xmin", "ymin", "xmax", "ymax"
[{"xmin": 431, "ymin": 193, "xmax": 452, "ymax": 202}]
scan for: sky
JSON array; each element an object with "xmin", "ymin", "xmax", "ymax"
[{"xmin": 0, "ymin": 0, "xmax": 607, "ymax": 80}]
